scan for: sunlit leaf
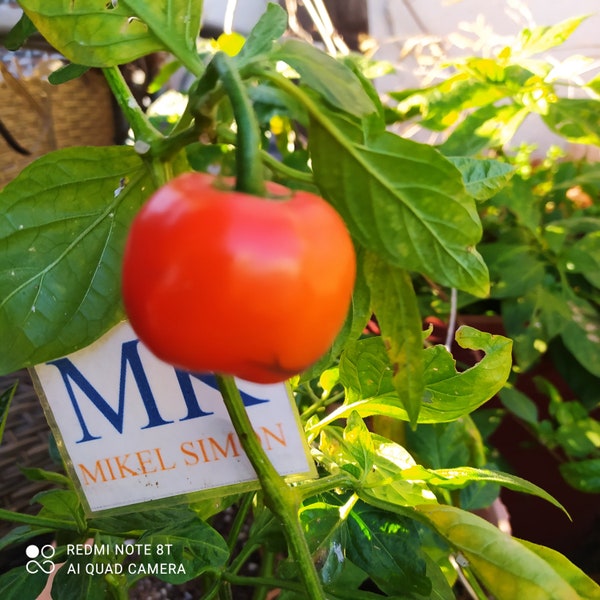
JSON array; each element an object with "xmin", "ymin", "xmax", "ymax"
[
  {"xmin": 515, "ymin": 15, "xmax": 589, "ymax": 57},
  {"xmin": 332, "ymin": 326, "xmax": 512, "ymax": 425},
  {"xmin": 318, "ymin": 424, "xmax": 436, "ymax": 506},
  {"xmin": 519, "ymin": 539, "xmax": 600, "ymax": 599},
  {"xmin": 415, "ymin": 504, "xmax": 584, "ymax": 600}
]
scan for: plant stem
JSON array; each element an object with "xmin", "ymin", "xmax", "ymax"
[
  {"xmin": 252, "ymin": 550, "xmax": 276, "ymax": 600},
  {"xmin": 226, "ymin": 493, "xmax": 254, "ymax": 553},
  {"xmin": 0, "ymin": 507, "xmax": 79, "ymax": 532},
  {"xmin": 210, "ymin": 52, "xmax": 266, "ymax": 196},
  {"xmin": 444, "ymin": 287, "xmax": 458, "ymax": 351},
  {"xmin": 215, "ymin": 375, "xmax": 325, "ymax": 599},
  {"xmin": 452, "ymin": 556, "xmax": 489, "ymax": 600},
  {"xmin": 102, "ymin": 66, "xmax": 162, "ymax": 148},
  {"xmin": 295, "ymin": 472, "xmax": 355, "ymax": 500},
  {"xmin": 216, "ymin": 126, "xmax": 315, "ymax": 185},
  {"xmin": 228, "ymin": 540, "xmax": 260, "ymax": 575},
  {"xmin": 222, "ymin": 573, "xmax": 305, "ymax": 595}
]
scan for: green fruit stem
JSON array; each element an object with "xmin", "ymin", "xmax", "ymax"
[{"xmin": 210, "ymin": 52, "xmax": 266, "ymax": 197}]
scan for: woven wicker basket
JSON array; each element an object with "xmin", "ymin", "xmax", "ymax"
[
  {"xmin": 0, "ymin": 51, "xmax": 116, "ymax": 188},
  {"xmin": 0, "ymin": 47, "xmax": 116, "ymax": 534},
  {"xmin": 0, "ymin": 369, "xmax": 59, "ymax": 536}
]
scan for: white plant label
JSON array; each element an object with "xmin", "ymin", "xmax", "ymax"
[{"xmin": 32, "ymin": 321, "xmax": 316, "ymax": 514}]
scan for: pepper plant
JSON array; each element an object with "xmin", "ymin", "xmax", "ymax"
[
  {"xmin": 391, "ymin": 14, "xmax": 600, "ymax": 495},
  {"xmin": 0, "ymin": 2, "xmax": 599, "ymax": 599}
]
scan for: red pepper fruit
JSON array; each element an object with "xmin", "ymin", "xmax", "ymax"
[{"xmin": 122, "ymin": 172, "xmax": 356, "ymax": 384}]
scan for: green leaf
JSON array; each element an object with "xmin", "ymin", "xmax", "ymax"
[
  {"xmin": 488, "ymin": 173, "xmax": 542, "ymax": 235},
  {"xmin": 360, "ymin": 436, "xmax": 441, "ymax": 508},
  {"xmin": 481, "ymin": 242, "xmax": 546, "ymax": 298},
  {"xmin": 346, "ymin": 503, "xmax": 431, "ymax": 597},
  {"xmin": 318, "ymin": 424, "xmax": 437, "ymax": 507},
  {"xmin": 417, "ymin": 78, "xmax": 507, "ymax": 132},
  {"xmin": 19, "ymin": 0, "xmax": 162, "ymax": 67},
  {"xmin": 0, "ymin": 381, "xmax": 17, "ymax": 445},
  {"xmin": 48, "ymin": 63, "xmax": 90, "ymax": 85},
  {"xmin": 3, "ymin": 12, "xmax": 38, "ymax": 51},
  {"xmin": 559, "ymin": 459, "xmax": 600, "ymax": 493},
  {"xmin": 406, "ymin": 421, "xmax": 475, "ymax": 471},
  {"xmin": 19, "ymin": 0, "xmax": 203, "ymax": 73},
  {"xmin": 502, "ymin": 286, "xmax": 571, "ymax": 371},
  {"xmin": 236, "ymin": 2, "xmax": 288, "ymax": 64},
  {"xmin": 338, "ymin": 337, "xmax": 395, "ymax": 405},
  {"xmin": 459, "ymin": 477, "xmax": 500, "ymax": 511},
  {"xmin": 115, "ymin": 0, "xmax": 205, "ymax": 74},
  {"xmin": 186, "ymin": 142, "xmax": 231, "ymax": 173},
  {"xmin": 562, "ymin": 297, "xmax": 600, "ymax": 377},
  {"xmin": 274, "ymin": 39, "xmax": 376, "ymax": 118},
  {"xmin": 500, "ymin": 387, "xmax": 539, "ymax": 427},
  {"xmin": 562, "ymin": 230, "xmax": 600, "ymax": 287},
  {"xmin": 364, "ymin": 254, "xmax": 424, "ymax": 425},
  {"xmin": 0, "ymin": 146, "xmax": 154, "ymax": 375},
  {"xmin": 420, "ymin": 327, "xmax": 512, "ymax": 421},
  {"xmin": 515, "ymin": 15, "xmax": 589, "ymax": 56},
  {"xmin": 51, "ymin": 556, "xmax": 109, "ymax": 600},
  {"xmin": 19, "ymin": 467, "xmax": 71, "ymax": 487},
  {"xmin": 89, "ymin": 506, "xmax": 203, "ymax": 536},
  {"xmin": 415, "ymin": 504, "xmax": 583, "ymax": 600},
  {"xmin": 543, "ymin": 98, "xmax": 600, "ymax": 146},
  {"xmin": 586, "ymin": 73, "xmax": 600, "ymax": 96},
  {"xmin": 518, "ymin": 539, "xmax": 600, "ymax": 599},
  {"xmin": 139, "ymin": 518, "xmax": 229, "ymax": 584},
  {"xmin": 334, "ymin": 326, "xmax": 512, "ymax": 424},
  {"xmin": 447, "ymin": 157, "xmax": 514, "ymax": 201},
  {"xmin": 0, "ymin": 566, "xmax": 49, "ymax": 600},
  {"xmin": 300, "ymin": 500, "xmax": 348, "ymax": 585},
  {"xmin": 404, "ymin": 466, "xmax": 568, "ymax": 516},
  {"xmin": 0, "ymin": 526, "xmax": 54, "ymax": 553},
  {"xmin": 32, "ymin": 489, "xmax": 85, "ymax": 531},
  {"xmin": 300, "ymin": 496, "xmax": 446, "ymax": 596},
  {"xmin": 309, "ymin": 108, "xmax": 489, "ymax": 296},
  {"xmin": 344, "ymin": 411, "xmax": 375, "ymax": 475}
]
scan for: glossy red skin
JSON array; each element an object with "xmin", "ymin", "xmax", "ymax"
[{"xmin": 122, "ymin": 172, "xmax": 356, "ymax": 383}]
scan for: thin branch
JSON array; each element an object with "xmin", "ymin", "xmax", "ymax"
[{"xmin": 444, "ymin": 287, "xmax": 458, "ymax": 351}]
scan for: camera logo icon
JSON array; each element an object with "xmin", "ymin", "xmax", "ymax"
[{"xmin": 25, "ymin": 544, "xmax": 56, "ymax": 574}]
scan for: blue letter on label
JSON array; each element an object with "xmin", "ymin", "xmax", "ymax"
[{"xmin": 48, "ymin": 340, "xmax": 173, "ymax": 443}]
